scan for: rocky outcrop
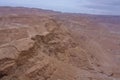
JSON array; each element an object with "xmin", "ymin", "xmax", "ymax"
[
  {"xmin": 0, "ymin": 17, "xmax": 94, "ymax": 80},
  {"xmin": 0, "ymin": 7, "xmax": 120, "ymax": 80}
]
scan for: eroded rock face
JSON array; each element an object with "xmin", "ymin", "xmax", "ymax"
[{"xmin": 0, "ymin": 7, "xmax": 120, "ymax": 80}]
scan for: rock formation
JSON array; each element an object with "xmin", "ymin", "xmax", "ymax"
[{"xmin": 0, "ymin": 7, "xmax": 120, "ymax": 80}]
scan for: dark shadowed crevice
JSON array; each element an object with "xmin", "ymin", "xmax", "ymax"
[{"xmin": 0, "ymin": 71, "xmax": 7, "ymax": 79}]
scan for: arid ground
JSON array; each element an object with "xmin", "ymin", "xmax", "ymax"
[{"xmin": 0, "ymin": 7, "xmax": 120, "ymax": 80}]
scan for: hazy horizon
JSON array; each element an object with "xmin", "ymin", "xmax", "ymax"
[{"xmin": 0, "ymin": 0, "xmax": 120, "ymax": 15}]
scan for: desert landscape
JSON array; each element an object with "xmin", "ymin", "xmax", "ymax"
[{"xmin": 0, "ymin": 7, "xmax": 120, "ymax": 80}]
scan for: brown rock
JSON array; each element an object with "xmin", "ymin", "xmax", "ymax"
[{"xmin": 0, "ymin": 7, "xmax": 120, "ymax": 80}]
